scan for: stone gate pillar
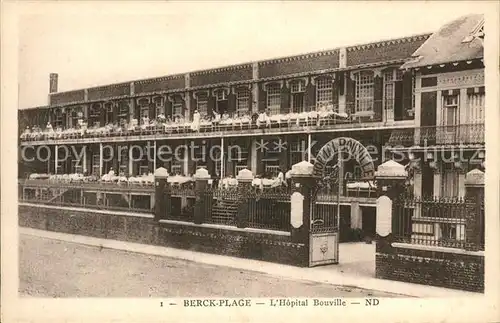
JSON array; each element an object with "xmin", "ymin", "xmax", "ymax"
[
  {"xmin": 154, "ymin": 167, "xmax": 169, "ymax": 222},
  {"xmin": 193, "ymin": 167, "xmax": 211, "ymax": 225},
  {"xmin": 289, "ymin": 161, "xmax": 317, "ymax": 245},
  {"xmin": 236, "ymin": 168, "xmax": 254, "ymax": 228},
  {"xmin": 464, "ymin": 168, "xmax": 485, "ymax": 251},
  {"xmin": 374, "ymin": 160, "xmax": 408, "ymax": 240}
]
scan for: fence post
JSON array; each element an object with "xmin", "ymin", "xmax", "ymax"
[
  {"xmin": 374, "ymin": 160, "xmax": 408, "ymax": 240},
  {"xmin": 193, "ymin": 168, "xmax": 211, "ymax": 225},
  {"xmin": 154, "ymin": 167, "xmax": 169, "ymax": 222},
  {"xmin": 464, "ymin": 169, "xmax": 485, "ymax": 251},
  {"xmin": 289, "ymin": 161, "xmax": 317, "ymax": 245},
  {"xmin": 236, "ymin": 168, "xmax": 254, "ymax": 228}
]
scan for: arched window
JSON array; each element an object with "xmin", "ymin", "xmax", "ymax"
[
  {"xmin": 354, "ymin": 71, "xmax": 374, "ymax": 113},
  {"xmin": 316, "ymin": 76, "xmax": 333, "ymax": 110}
]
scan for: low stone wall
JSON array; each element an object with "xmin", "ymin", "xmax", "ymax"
[
  {"xmin": 19, "ymin": 204, "xmax": 307, "ymax": 267},
  {"xmin": 375, "ymin": 238, "xmax": 484, "ymax": 293}
]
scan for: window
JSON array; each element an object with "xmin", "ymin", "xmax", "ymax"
[
  {"xmin": 117, "ymin": 101, "xmax": 129, "ymax": 126},
  {"xmin": 54, "ymin": 109, "xmax": 63, "ymax": 128},
  {"xmin": 196, "ymin": 92, "xmax": 209, "ymax": 117},
  {"xmin": 171, "ymin": 96, "xmax": 184, "ymax": 118},
  {"xmin": 236, "ymin": 87, "xmax": 250, "ymax": 116},
  {"xmin": 71, "ymin": 107, "xmax": 82, "ymax": 127},
  {"xmin": 441, "ymin": 164, "xmax": 459, "ymax": 198},
  {"xmin": 72, "ymin": 159, "xmax": 83, "ymax": 174},
  {"xmin": 290, "ymin": 80, "xmax": 306, "ymax": 113},
  {"xmin": 442, "ymin": 95, "xmax": 459, "ymax": 127},
  {"xmin": 355, "ymin": 71, "xmax": 374, "ymax": 113},
  {"xmin": 104, "ymin": 103, "xmax": 114, "ymax": 124},
  {"xmin": 214, "ymin": 89, "xmax": 228, "ymax": 115},
  {"xmin": 153, "ymin": 97, "xmax": 164, "ymax": 118},
  {"xmin": 266, "ymin": 83, "xmax": 281, "ymax": 115},
  {"xmin": 92, "ymin": 154, "xmax": 100, "ymax": 176},
  {"xmin": 89, "ymin": 104, "xmax": 101, "ymax": 127},
  {"xmin": 140, "ymin": 106, "xmax": 149, "ymax": 119},
  {"xmin": 316, "ymin": 77, "xmax": 333, "ymax": 111},
  {"xmin": 467, "ymin": 92, "xmax": 485, "ymax": 124}
]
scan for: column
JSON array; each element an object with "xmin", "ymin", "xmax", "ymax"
[
  {"xmin": 350, "ymin": 201, "xmax": 362, "ymax": 230},
  {"xmin": 184, "ymin": 73, "xmax": 191, "ymax": 120},
  {"xmin": 154, "ymin": 167, "xmax": 169, "ymax": 221},
  {"xmin": 129, "ymin": 82, "xmax": 136, "ymax": 121},
  {"xmin": 128, "ymin": 145, "xmax": 133, "ymax": 176},
  {"xmin": 54, "ymin": 145, "xmax": 59, "ymax": 174},
  {"xmin": 193, "ymin": 168, "xmax": 211, "ymax": 224},
  {"xmin": 99, "ymin": 142, "xmax": 103, "ymax": 177},
  {"xmin": 307, "ymin": 133, "xmax": 312, "ymax": 163},
  {"xmin": 220, "ymin": 137, "xmax": 225, "ymax": 179},
  {"xmin": 183, "ymin": 142, "xmax": 189, "ymax": 176},
  {"xmin": 252, "ymin": 62, "xmax": 259, "ymax": 114},
  {"xmin": 413, "ymin": 160, "xmax": 422, "ymax": 197},
  {"xmin": 153, "ymin": 141, "xmax": 157, "ymax": 171},
  {"xmin": 250, "ymin": 139, "xmax": 257, "ymax": 175},
  {"xmin": 82, "ymin": 145, "xmax": 87, "ymax": 174},
  {"xmin": 289, "ymin": 161, "xmax": 316, "ymax": 246},
  {"xmin": 464, "ymin": 169, "xmax": 485, "ymax": 251},
  {"xmin": 433, "ymin": 163, "xmax": 441, "ymax": 198},
  {"xmin": 236, "ymin": 169, "xmax": 254, "ymax": 228},
  {"xmin": 458, "ymin": 168, "xmax": 466, "ymax": 198}
]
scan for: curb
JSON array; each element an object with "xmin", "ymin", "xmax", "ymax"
[{"xmin": 20, "ymin": 227, "xmax": 480, "ymax": 298}]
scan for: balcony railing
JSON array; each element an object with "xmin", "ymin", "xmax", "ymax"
[
  {"xmin": 416, "ymin": 124, "xmax": 484, "ymax": 146},
  {"xmin": 19, "ymin": 104, "xmax": 386, "ymax": 143},
  {"xmin": 387, "ymin": 124, "xmax": 484, "ymax": 147}
]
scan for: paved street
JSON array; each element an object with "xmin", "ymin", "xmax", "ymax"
[{"xmin": 20, "ymin": 234, "xmax": 398, "ymax": 298}]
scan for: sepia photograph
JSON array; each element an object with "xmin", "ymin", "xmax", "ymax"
[{"xmin": 2, "ymin": 1, "xmax": 499, "ymax": 322}]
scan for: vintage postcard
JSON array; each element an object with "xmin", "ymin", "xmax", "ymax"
[{"xmin": 1, "ymin": 1, "xmax": 499, "ymax": 322}]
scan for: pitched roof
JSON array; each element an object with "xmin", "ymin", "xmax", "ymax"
[{"xmin": 401, "ymin": 14, "xmax": 484, "ymax": 69}]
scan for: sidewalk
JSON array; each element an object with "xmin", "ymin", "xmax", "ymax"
[{"xmin": 20, "ymin": 227, "xmax": 480, "ymax": 298}]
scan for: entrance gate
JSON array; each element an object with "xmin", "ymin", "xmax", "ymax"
[{"xmin": 307, "ymin": 137, "xmax": 375, "ymax": 267}]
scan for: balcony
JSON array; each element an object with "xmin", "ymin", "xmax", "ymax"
[
  {"xmin": 387, "ymin": 124, "xmax": 485, "ymax": 147},
  {"xmin": 19, "ymin": 104, "xmax": 388, "ymax": 145}
]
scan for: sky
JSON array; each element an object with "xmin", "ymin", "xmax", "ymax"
[{"xmin": 17, "ymin": 1, "xmax": 487, "ymax": 109}]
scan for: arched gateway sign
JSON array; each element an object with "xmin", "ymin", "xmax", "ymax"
[{"xmin": 312, "ymin": 137, "xmax": 375, "ymax": 180}]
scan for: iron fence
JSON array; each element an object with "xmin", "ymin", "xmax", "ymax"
[
  {"xmin": 19, "ymin": 181, "xmax": 153, "ymax": 214},
  {"xmin": 393, "ymin": 196, "xmax": 484, "ymax": 250},
  {"xmin": 247, "ymin": 189, "xmax": 290, "ymax": 231}
]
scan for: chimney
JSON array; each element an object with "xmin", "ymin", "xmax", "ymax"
[{"xmin": 49, "ymin": 73, "xmax": 58, "ymax": 93}]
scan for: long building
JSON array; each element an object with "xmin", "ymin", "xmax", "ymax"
[{"xmin": 18, "ymin": 14, "xmax": 485, "ymax": 231}]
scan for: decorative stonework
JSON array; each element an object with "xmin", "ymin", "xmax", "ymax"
[
  {"xmin": 263, "ymin": 80, "xmax": 285, "ymax": 91},
  {"xmin": 465, "ymin": 169, "xmax": 484, "ymax": 186},
  {"xmin": 375, "ymin": 160, "xmax": 408, "ymax": 178},
  {"xmin": 310, "ymin": 74, "xmax": 335, "ymax": 85},
  {"xmin": 285, "ymin": 77, "xmax": 309, "ymax": 88},
  {"xmin": 346, "ymin": 34, "xmax": 430, "ymax": 52},
  {"xmin": 290, "ymin": 192, "xmax": 304, "ymax": 229},
  {"xmin": 194, "ymin": 167, "xmax": 211, "ymax": 180},
  {"xmin": 154, "ymin": 167, "xmax": 169, "ymax": 178},
  {"xmin": 376, "ymin": 195, "xmax": 392, "ymax": 237},
  {"xmin": 290, "ymin": 161, "xmax": 314, "ymax": 177},
  {"xmin": 236, "ymin": 168, "xmax": 254, "ymax": 182},
  {"xmin": 437, "ymin": 71, "xmax": 484, "ymax": 88}
]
